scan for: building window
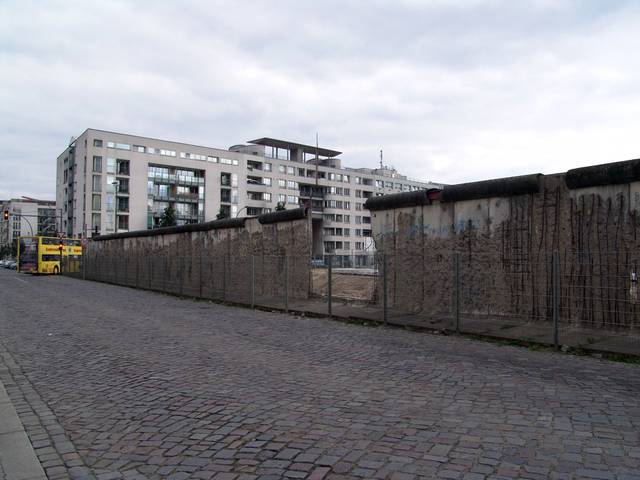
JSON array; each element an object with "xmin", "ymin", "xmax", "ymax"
[
  {"xmin": 92, "ymin": 194, "xmax": 101, "ymax": 211},
  {"xmin": 93, "ymin": 156, "xmax": 102, "ymax": 173},
  {"xmin": 262, "ymin": 177, "xmax": 272, "ymax": 186},
  {"xmin": 117, "ymin": 177, "xmax": 129, "ymax": 193},
  {"xmin": 278, "ymin": 194, "xmax": 286, "ymax": 203},
  {"xmin": 264, "ymin": 193, "xmax": 272, "ymax": 202},
  {"xmin": 287, "ymin": 180, "xmax": 298, "ymax": 189},
  {"xmin": 92, "ymin": 175, "xmax": 102, "ymax": 192},
  {"xmin": 117, "ymin": 159, "xmax": 130, "ymax": 175},
  {"xmin": 220, "ymin": 189, "xmax": 231, "ymax": 203},
  {"xmin": 117, "ymin": 215, "xmax": 129, "ymax": 231},
  {"xmin": 91, "ymin": 213, "xmax": 101, "ymax": 230},
  {"xmin": 287, "ymin": 195, "xmax": 298, "ymax": 204},
  {"xmin": 107, "ymin": 142, "xmax": 131, "ymax": 150},
  {"xmin": 93, "ymin": 139, "xmax": 103, "ymax": 147},
  {"xmin": 106, "ymin": 157, "xmax": 116, "ymax": 174},
  {"xmin": 278, "ymin": 179, "xmax": 286, "ymax": 188},
  {"xmin": 264, "ymin": 163, "xmax": 272, "ymax": 172},
  {"xmin": 287, "ymin": 166, "xmax": 295, "ymax": 175},
  {"xmin": 117, "ymin": 196, "xmax": 129, "ymax": 212}
]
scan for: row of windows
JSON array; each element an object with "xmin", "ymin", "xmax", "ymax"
[
  {"xmin": 276, "ymin": 194, "xmax": 299, "ymax": 205},
  {"xmin": 95, "ymin": 139, "xmax": 242, "ymax": 166},
  {"xmin": 324, "ymin": 227, "xmax": 351, "ymax": 237},
  {"xmin": 323, "ymin": 214, "xmax": 351, "ymax": 223},
  {"xmin": 324, "ymin": 200, "xmax": 351, "ymax": 210},
  {"xmin": 94, "ymin": 139, "xmax": 426, "ymax": 193},
  {"xmin": 325, "ymin": 186, "xmax": 351, "ymax": 196},
  {"xmin": 323, "ymin": 241, "xmax": 352, "ymax": 252}
]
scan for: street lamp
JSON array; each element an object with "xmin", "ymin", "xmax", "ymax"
[
  {"xmin": 235, "ymin": 205, "xmax": 248, "ymax": 218},
  {"xmin": 111, "ymin": 181, "xmax": 119, "ymax": 233}
]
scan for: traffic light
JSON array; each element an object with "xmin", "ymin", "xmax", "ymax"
[
  {"xmin": 2, "ymin": 210, "xmax": 8, "ymax": 221},
  {"xmin": 58, "ymin": 241, "xmax": 64, "ymax": 253}
]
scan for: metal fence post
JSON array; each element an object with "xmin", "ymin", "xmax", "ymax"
[
  {"xmin": 250, "ymin": 255, "xmax": 255, "ymax": 308},
  {"xmin": 179, "ymin": 254, "xmax": 184, "ymax": 296},
  {"xmin": 148, "ymin": 254, "xmax": 152, "ymax": 290},
  {"xmin": 82, "ymin": 254, "xmax": 86, "ymax": 280},
  {"xmin": 328, "ymin": 255, "xmax": 332, "ymax": 317},
  {"xmin": 222, "ymin": 255, "xmax": 227, "ymax": 301},
  {"xmin": 552, "ymin": 250, "xmax": 560, "ymax": 349},
  {"xmin": 382, "ymin": 253, "xmax": 388, "ymax": 325},
  {"xmin": 284, "ymin": 256, "xmax": 289, "ymax": 312},
  {"xmin": 454, "ymin": 252, "xmax": 460, "ymax": 333},
  {"xmin": 199, "ymin": 250, "xmax": 204, "ymax": 298}
]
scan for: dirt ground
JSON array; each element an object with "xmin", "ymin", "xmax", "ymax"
[{"xmin": 311, "ymin": 268, "xmax": 376, "ymax": 301}]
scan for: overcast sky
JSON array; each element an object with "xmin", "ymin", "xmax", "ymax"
[{"xmin": 2, "ymin": 0, "xmax": 640, "ymax": 200}]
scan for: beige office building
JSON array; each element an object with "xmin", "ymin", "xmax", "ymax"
[{"xmin": 56, "ymin": 129, "xmax": 441, "ymax": 260}]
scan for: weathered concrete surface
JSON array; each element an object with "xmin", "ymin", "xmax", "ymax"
[
  {"xmin": 1, "ymin": 269, "xmax": 640, "ymax": 480},
  {"xmin": 370, "ymin": 171, "xmax": 640, "ymax": 331},
  {"xmin": 84, "ymin": 213, "xmax": 313, "ymax": 301}
]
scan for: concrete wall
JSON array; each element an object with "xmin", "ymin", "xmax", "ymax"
[
  {"xmin": 368, "ymin": 164, "xmax": 640, "ymax": 331},
  {"xmin": 83, "ymin": 209, "xmax": 312, "ymax": 302}
]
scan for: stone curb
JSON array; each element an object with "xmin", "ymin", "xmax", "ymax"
[{"xmin": 0, "ymin": 366, "xmax": 46, "ymax": 480}]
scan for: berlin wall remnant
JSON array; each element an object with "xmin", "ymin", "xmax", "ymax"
[
  {"xmin": 366, "ymin": 158, "xmax": 640, "ymax": 331},
  {"xmin": 84, "ymin": 208, "xmax": 312, "ymax": 302}
]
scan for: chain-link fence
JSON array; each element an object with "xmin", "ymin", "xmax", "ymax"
[
  {"xmin": 64, "ymin": 250, "xmax": 640, "ymax": 356},
  {"xmin": 375, "ymin": 250, "xmax": 640, "ymax": 356},
  {"xmin": 76, "ymin": 253, "xmax": 313, "ymax": 312}
]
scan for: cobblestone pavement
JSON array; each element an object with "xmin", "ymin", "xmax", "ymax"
[{"xmin": 1, "ymin": 270, "xmax": 640, "ymax": 480}]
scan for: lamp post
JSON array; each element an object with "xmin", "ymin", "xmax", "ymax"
[
  {"xmin": 111, "ymin": 181, "xmax": 119, "ymax": 233},
  {"xmin": 235, "ymin": 205, "xmax": 248, "ymax": 218}
]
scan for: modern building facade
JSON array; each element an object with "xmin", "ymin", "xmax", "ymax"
[
  {"xmin": 0, "ymin": 197, "xmax": 58, "ymax": 247},
  {"xmin": 56, "ymin": 129, "xmax": 442, "ymax": 258}
]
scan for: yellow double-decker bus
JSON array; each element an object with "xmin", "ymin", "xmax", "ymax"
[{"xmin": 17, "ymin": 236, "xmax": 82, "ymax": 275}]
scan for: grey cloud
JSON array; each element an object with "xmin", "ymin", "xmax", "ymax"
[{"xmin": 1, "ymin": 0, "xmax": 640, "ymax": 200}]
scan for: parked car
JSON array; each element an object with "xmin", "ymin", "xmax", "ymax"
[
  {"xmin": 7, "ymin": 261, "xmax": 17, "ymax": 270},
  {"xmin": 0, "ymin": 260, "xmax": 6, "ymax": 268}
]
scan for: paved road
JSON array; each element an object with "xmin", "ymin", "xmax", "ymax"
[{"xmin": 0, "ymin": 269, "xmax": 639, "ymax": 480}]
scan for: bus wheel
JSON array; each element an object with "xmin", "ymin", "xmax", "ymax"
[{"xmin": 53, "ymin": 266, "xmax": 59, "ymax": 275}]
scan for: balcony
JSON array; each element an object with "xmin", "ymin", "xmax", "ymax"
[{"xmin": 299, "ymin": 186, "xmax": 324, "ymax": 199}]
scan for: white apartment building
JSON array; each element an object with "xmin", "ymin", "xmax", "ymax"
[
  {"xmin": 0, "ymin": 197, "xmax": 58, "ymax": 246},
  {"xmin": 56, "ymin": 129, "xmax": 441, "ymax": 260}
]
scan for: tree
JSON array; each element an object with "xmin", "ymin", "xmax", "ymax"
[
  {"xmin": 275, "ymin": 202, "xmax": 286, "ymax": 211},
  {"xmin": 159, "ymin": 205, "xmax": 177, "ymax": 227},
  {"xmin": 216, "ymin": 207, "xmax": 228, "ymax": 220}
]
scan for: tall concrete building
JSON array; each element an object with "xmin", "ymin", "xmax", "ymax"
[
  {"xmin": 56, "ymin": 129, "xmax": 441, "ymax": 259},
  {"xmin": 0, "ymin": 197, "xmax": 57, "ymax": 247}
]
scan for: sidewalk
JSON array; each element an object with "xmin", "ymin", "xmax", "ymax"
[
  {"xmin": 248, "ymin": 295, "xmax": 640, "ymax": 357},
  {"xmin": 0, "ymin": 366, "xmax": 45, "ymax": 480}
]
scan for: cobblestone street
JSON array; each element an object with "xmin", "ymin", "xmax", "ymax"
[{"xmin": 1, "ymin": 269, "xmax": 639, "ymax": 480}]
